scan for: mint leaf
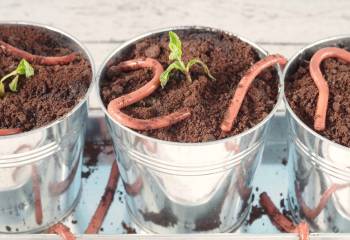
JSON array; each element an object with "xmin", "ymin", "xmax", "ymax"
[
  {"xmin": 186, "ymin": 58, "xmax": 215, "ymax": 80},
  {"xmin": 9, "ymin": 75, "xmax": 19, "ymax": 92},
  {"xmin": 0, "ymin": 59, "xmax": 35, "ymax": 97},
  {"xmin": 168, "ymin": 31, "xmax": 182, "ymax": 61},
  {"xmin": 0, "ymin": 82, "xmax": 5, "ymax": 97},
  {"xmin": 16, "ymin": 59, "xmax": 34, "ymax": 78},
  {"xmin": 160, "ymin": 61, "xmax": 185, "ymax": 88},
  {"xmin": 160, "ymin": 31, "xmax": 215, "ymax": 89}
]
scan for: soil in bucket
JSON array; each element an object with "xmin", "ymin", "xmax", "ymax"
[
  {"xmin": 101, "ymin": 29, "xmax": 279, "ymax": 143},
  {"xmin": 0, "ymin": 25, "xmax": 92, "ymax": 131},
  {"xmin": 286, "ymin": 54, "xmax": 350, "ymax": 147}
]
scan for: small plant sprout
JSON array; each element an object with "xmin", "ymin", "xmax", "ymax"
[
  {"xmin": 160, "ymin": 31, "xmax": 215, "ymax": 88},
  {"xmin": 0, "ymin": 59, "xmax": 34, "ymax": 97}
]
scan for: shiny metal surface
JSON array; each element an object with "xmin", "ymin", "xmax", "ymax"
[
  {"xmin": 47, "ymin": 110, "xmax": 288, "ymax": 235},
  {"xmin": 284, "ymin": 36, "xmax": 350, "ymax": 232},
  {"xmin": 96, "ymin": 26, "xmax": 284, "ymax": 233},
  {"xmin": 0, "ymin": 110, "xmax": 346, "ymax": 237},
  {"xmin": 0, "ymin": 22, "xmax": 95, "ymax": 233}
]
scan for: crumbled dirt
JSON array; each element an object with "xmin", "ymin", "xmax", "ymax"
[
  {"xmin": 121, "ymin": 221, "xmax": 136, "ymax": 234},
  {"xmin": 101, "ymin": 29, "xmax": 278, "ymax": 143},
  {"xmin": 193, "ymin": 207, "xmax": 222, "ymax": 231},
  {"xmin": 140, "ymin": 208, "xmax": 178, "ymax": 227},
  {"xmin": 286, "ymin": 54, "xmax": 350, "ymax": 147},
  {"xmin": 281, "ymin": 157, "xmax": 288, "ymax": 166},
  {"xmin": 0, "ymin": 25, "xmax": 92, "ymax": 131},
  {"xmin": 246, "ymin": 205, "xmax": 265, "ymax": 225}
]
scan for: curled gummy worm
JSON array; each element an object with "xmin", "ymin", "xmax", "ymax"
[
  {"xmin": 0, "ymin": 40, "xmax": 77, "ymax": 65},
  {"xmin": 260, "ymin": 192, "xmax": 309, "ymax": 240},
  {"xmin": 297, "ymin": 182, "xmax": 350, "ymax": 220},
  {"xmin": 310, "ymin": 47, "xmax": 350, "ymax": 131},
  {"xmin": 0, "ymin": 128, "xmax": 22, "ymax": 135},
  {"xmin": 107, "ymin": 58, "xmax": 191, "ymax": 130},
  {"xmin": 48, "ymin": 223, "xmax": 76, "ymax": 240},
  {"xmin": 85, "ymin": 161, "xmax": 119, "ymax": 234},
  {"xmin": 221, "ymin": 54, "xmax": 287, "ymax": 132}
]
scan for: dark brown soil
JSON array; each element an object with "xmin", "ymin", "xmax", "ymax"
[
  {"xmin": 286, "ymin": 53, "xmax": 350, "ymax": 147},
  {"xmin": 0, "ymin": 25, "xmax": 92, "ymax": 131},
  {"xmin": 121, "ymin": 221, "xmax": 136, "ymax": 234},
  {"xmin": 139, "ymin": 208, "xmax": 178, "ymax": 227},
  {"xmin": 246, "ymin": 205, "xmax": 265, "ymax": 225},
  {"xmin": 101, "ymin": 29, "xmax": 278, "ymax": 143}
]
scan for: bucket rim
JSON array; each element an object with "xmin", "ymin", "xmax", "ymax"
[
  {"xmin": 0, "ymin": 21, "xmax": 96, "ymax": 140},
  {"xmin": 96, "ymin": 25, "xmax": 284, "ymax": 146}
]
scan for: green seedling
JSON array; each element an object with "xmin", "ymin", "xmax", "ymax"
[
  {"xmin": 160, "ymin": 31, "xmax": 215, "ymax": 88},
  {"xmin": 0, "ymin": 59, "xmax": 34, "ymax": 97}
]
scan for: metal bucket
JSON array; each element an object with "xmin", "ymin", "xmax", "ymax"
[
  {"xmin": 0, "ymin": 22, "xmax": 95, "ymax": 233},
  {"xmin": 97, "ymin": 26, "xmax": 284, "ymax": 233},
  {"xmin": 284, "ymin": 36, "xmax": 350, "ymax": 232}
]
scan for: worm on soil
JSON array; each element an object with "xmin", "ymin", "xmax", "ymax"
[
  {"xmin": 309, "ymin": 47, "xmax": 350, "ymax": 131},
  {"xmin": 221, "ymin": 54, "xmax": 287, "ymax": 132},
  {"xmin": 260, "ymin": 192, "xmax": 309, "ymax": 240},
  {"xmin": 107, "ymin": 58, "xmax": 191, "ymax": 130},
  {"xmin": 0, "ymin": 40, "xmax": 77, "ymax": 65}
]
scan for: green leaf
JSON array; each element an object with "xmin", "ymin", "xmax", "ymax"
[
  {"xmin": 160, "ymin": 61, "xmax": 186, "ymax": 88},
  {"xmin": 0, "ymin": 82, "xmax": 5, "ymax": 97},
  {"xmin": 168, "ymin": 31, "xmax": 182, "ymax": 61},
  {"xmin": 9, "ymin": 75, "xmax": 19, "ymax": 92},
  {"xmin": 186, "ymin": 58, "xmax": 216, "ymax": 80},
  {"xmin": 16, "ymin": 59, "xmax": 34, "ymax": 78}
]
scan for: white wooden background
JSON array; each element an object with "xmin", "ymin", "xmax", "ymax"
[{"xmin": 0, "ymin": 0, "xmax": 349, "ymax": 108}]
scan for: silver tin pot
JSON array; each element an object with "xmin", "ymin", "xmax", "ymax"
[
  {"xmin": 97, "ymin": 26, "xmax": 283, "ymax": 233},
  {"xmin": 284, "ymin": 36, "xmax": 350, "ymax": 232},
  {"xmin": 0, "ymin": 22, "xmax": 95, "ymax": 233}
]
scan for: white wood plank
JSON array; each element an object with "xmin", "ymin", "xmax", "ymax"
[{"xmin": 0, "ymin": 0, "xmax": 349, "ymax": 44}]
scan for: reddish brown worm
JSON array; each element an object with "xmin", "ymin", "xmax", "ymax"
[
  {"xmin": 297, "ymin": 182, "xmax": 350, "ymax": 220},
  {"xmin": 221, "ymin": 54, "xmax": 287, "ymax": 132},
  {"xmin": 0, "ymin": 128, "xmax": 22, "ymax": 135},
  {"xmin": 260, "ymin": 192, "xmax": 309, "ymax": 240},
  {"xmin": 310, "ymin": 47, "xmax": 350, "ymax": 131},
  {"xmin": 107, "ymin": 58, "xmax": 191, "ymax": 130},
  {"xmin": 85, "ymin": 161, "xmax": 119, "ymax": 234},
  {"xmin": 48, "ymin": 223, "xmax": 76, "ymax": 240},
  {"xmin": 0, "ymin": 40, "xmax": 77, "ymax": 65}
]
